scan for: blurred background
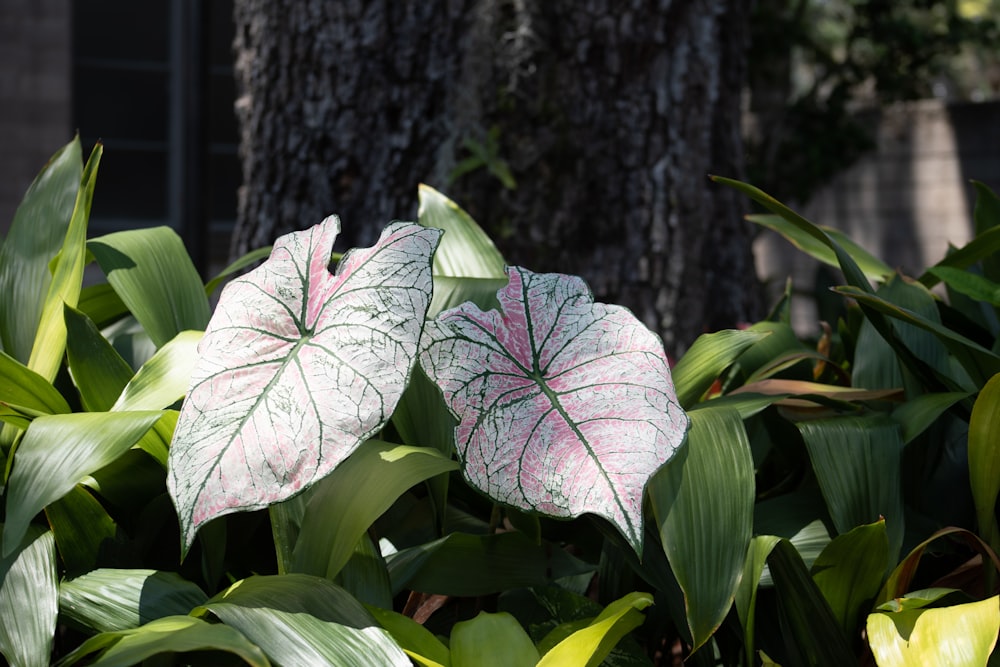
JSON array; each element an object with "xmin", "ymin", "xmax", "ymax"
[{"xmin": 1, "ymin": 0, "xmax": 998, "ymax": 339}]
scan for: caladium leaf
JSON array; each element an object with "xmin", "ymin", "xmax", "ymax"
[
  {"xmin": 420, "ymin": 266, "xmax": 689, "ymax": 554},
  {"xmin": 168, "ymin": 218, "xmax": 441, "ymax": 553}
]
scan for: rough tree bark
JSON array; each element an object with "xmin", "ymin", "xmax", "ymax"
[{"xmin": 231, "ymin": 0, "xmax": 760, "ymax": 356}]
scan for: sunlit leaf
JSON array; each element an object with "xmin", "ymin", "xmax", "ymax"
[
  {"xmin": 537, "ymin": 592, "xmax": 653, "ymax": 667},
  {"xmin": 290, "ymin": 439, "xmax": 458, "ymax": 580},
  {"xmin": 450, "ymin": 612, "xmax": 538, "ymax": 667},
  {"xmin": 197, "ymin": 574, "xmax": 409, "ymax": 666},
  {"xmin": 671, "ymin": 329, "xmax": 769, "ymax": 408},
  {"xmin": 367, "ymin": 605, "xmax": 451, "ymax": 667},
  {"xmin": 88, "ymin": 226, "xmax": 211, "ymax": 348},
  {"xmin": 111, "ymin": 330, "xmax": 202, "ymax": 411},
  {"xmin": 0, "ymin": 527, "xmax": 57, "ymax": 667},
  {"xmin": 650, "ymin": 407, "xmax": 753, "ymax": 650},
  {"xmin": 204, "ymin": 245, "xmax": 272, "ymax": 297},
  {"xmin": 420, "ymin": 266, "xmax": 688, "ymax": 553},
  {"xmin": 54, "ymin": 615, "xmax": 269, "ymax": 667},
  {"xmin": 867, "ymin": 596, "xmax": 1000, "ymax": 667},
  {"xmin": 3, "ymin": 411, "xmax": 161, "ymax": 556},
  {"xmin": 0, "ymin": 137, "xmax": 82, "ymax": 364},
  {"xmin": 59, "ymin": 569, "xmax": 207, "ymax": 633},
  {"xmin": 810, "ymin": 520, "xmax": 889, "ymax": 636},
  {"xmin": 969, "ymin": 372, "xmax": 1000, "ymax": 554},
  {"xmin": 167, "ymin": 218, "xmax": 441, "ymax": 553},
  {"xmin": 0, "ymin": 350, "xmax": 71, "ymax": 416}
]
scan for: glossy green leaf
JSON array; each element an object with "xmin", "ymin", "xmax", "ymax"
[
  {"xmin": 735, "ymin": 535, "xmax": 781, "ymax": 663},
  {"xmin": 973, "ymin": 180, "xmax": 1000, "ymax": 235},
  {"xmin": 77, "ymin": 283, "xmax": 128, "ymax": 329},
  {"xmin": 198, "ymin": 574, "xmax": 409, "ymax": 666},
  {"xmin": 969, "ymin": 372, "xmax": 1000, "ymax": 554},
  {"xmin": 928, "ymin": 266, "xmax": 1000, "ymax": 306},
  {"xmin": 88, "ymin": 226, "xmax": 211, "ymax": 348},
  {"xmin": 418, "ymin": 183, "xmax": 506, "ymax": 280},
  {"xmin": 851, "ymin": 276, "xmax": 951, "ymax": 391},
  {"xmin": 747, "ymin": 213, "xmax": 893, "ymax": 282},
  {"xmin": 54, "ymin": 615, "xmax": 269, "ymax": 667},
  {"xmin": 0, "ymin": 349, "xmax": 71, "ymax": 416},
  {"xmin": 63, "ymin": 305, "xmax": 133, "ymax": 412},
  {"xmin": 537, "ymin": 592, "xmax": 653, "ymax": 667},
  {"xmin": 367, "ymin": 605, "xmax": 450, "ymax": 667},
  {"xmin": 3, "ymin": 411, "xmax": 161, "ymax": 556},
  {"xmin": 799, "ymin": 415, "xmax": 904, "ymax": 561},
  {"xmin": 45, "ymin": 485, "xmax": 117, "ymax": 576},
  {"xmin": 291, "ymin": 439, "xmax": 458, "ymax": 580},
  {"xmin": 891, "ymin": 391, "xmax": 970, "ymax": 444},
  {"xmin": 111, "ymin": 330, "xmax": 202, "ymax": 411},
  {"xmin": 919, "ymin": 226, "xmax": 1000, "ymax": 289},
  {"xmin": 767, "ymin": 539, "xmax": 855, "ymax": 666},
  {"xmin": 450, "ymin": 612, "xmax": 539, "ymax": 667},
  {"xmin": 130, "ymin": 410, "xmax": 176, "ymax": 468},
  {"xmin": 836, "ymin": 285, "xmax": 1000, "ymax": 387},
  {"xmin": 0, "ymin": 527, "xmax": 57, "ymax": 667},
  {"xmin": 59, "ymin": 569, "xmax": 207, "ymax": 633},
  {"xmin": 204, "ymin": 244, "xmax": 272, "ymax": 297},
  {"xmin": 26, "ymin": 144, "xmax": 101, "ymax": 383},
  {"xmin": 811, "ymin": 520, "xmax": 889, "ymax": 635},
  {"xmin": 876, "ymin": 588, "xmax": 969, "ymax": 613},
  {"xmin": 671, "ymin": 329, "xmax": 769, "ymax": 408},
  {"xmin": 649, "ymin": 407, "xmax": 753, "ymax": 650},
  {"xmin": 387, "ymin": 532, "xmax": 553, "ymax": 597},
  {"xmin": 867, "ymin": 596, "xmax": 1000, "ymax": 667},
  {"xmin": 0, "ymin": 137, "xmax": 82, "ymax": 363}
]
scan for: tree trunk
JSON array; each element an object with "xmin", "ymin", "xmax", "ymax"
[{"xmin": 232, "ymin": 0, "xmax": 760, "ymax": 356}]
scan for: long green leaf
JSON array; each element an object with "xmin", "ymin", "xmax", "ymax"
[
  {"xmin": 76, "ymin": 283, "xmax": 128, "ymax": 330},
  {"xmin": 27, "ymin": 143, "xmax": 101, "ymax": 383},
  {"xmin": 928, "ymin": 266, "xmax": 1000, "ymax": 306},
  {"xmin": 198, "ymin": 574, "xmax": 409, "ymax": 666},
  {"xmin": 537, "ymin": 592, "xmax": 653, "ymax": 667},
  {"xmin": 367, "ymin": 606, "xmax": 451, "ymax": 667},
  {"xmin": 418, "ymin": 184, "xmax": 506, "ymax": 279},
  {"xmin": 45, "ymin": 485, "xmax": 117, "ymax": 576},
  {"xmin": 0, "ymin": 527, "xmax": 57, "ymax": 667},
  {"xmin": 55, "ymin": 615, "xmax": 269, "ymax": 667},
  {"xmin": 767, "ymin": 539, "xmax": 856, "ymax": 666},
  {"xmin": 671, "ymin": 329, "xmax": 769, "ymax": 408},
  {"xmin": 204, "ymin": 245, "xmax": 272, "ymax": 297},
  {"xmin": 867, "ymin": 596, "xmax": 1000, "ymax": 666},
  {"xmin": 747, "ymin": 213, "xmax": 893, "ymax": 281},
  {"xmin": 2, "ymin": 411, "xmax": 161, "ymax": 556},
  {"xmin": 810, "ymin": 520, "xmax": 889, "ymax": 636},
  {"xmin": 334, "ymin": 532, "xmax": 393, "ymax": 609},
  {"xmin": 111, "ymin": 330, "xmax": 202, "ymax": 411},
  {"xmin": 63, "ymin": 305, "xmax": 133, "ymax": 412},
  {"xmin": 649, "ymin": 407, "xmax": 754, "ymax": 650},
  {"xmin": 450, "ymin": 612, "xmax": 539, "ymax": 667},
  {"xmin": 291, "ymin": 439, "xmax": 458, "ymax": 580},
  {"xmin": 88, "ymin": 226, "xmax": 211, "ymax": 348},
  {"xmin": 0, "ymin": 138, "xmax": 82, "ymax": 363},
  {"xmin": 798, "ymin": 415, "xmax": 904, "ymax": 562},
  {"xmin": 0, "ymin": 350, "xmax": 71, "ymax": 416},
  {"xmin": 891, "ymin": 391, "xmax": 970, "ymax": 444},
  {"xmin": 969, "ymin": 372, "xmax": 1000, "ymax": 554},
  {"xmin": 735, "ymin": 535, "xmax": 782, "ymax": 664},
  {"xmin": 59, "ymin": 569, "xmax": 207, "ymax": 634},
  {"xmin": 918, "ymin": 226, "xmax": 1000, "ymax": 288},
  {"xmin": 836, "ymin": 285, "xmax": 1000, "ymax": 387}
]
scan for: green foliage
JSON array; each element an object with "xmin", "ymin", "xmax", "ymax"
[{"xmin": 5, "ymin": 137, "xmax": 1000, "ymax": 665}]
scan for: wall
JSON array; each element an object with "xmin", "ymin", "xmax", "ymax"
[
  {"xmin": 0, "ymin": 0, "xmax": 72, "ymax": 237},
  {"xmin": 754, "ymin": 98, "xmax": 1000, "ymax": 334}
]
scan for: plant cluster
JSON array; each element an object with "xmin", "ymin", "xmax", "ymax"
[{"xmin": 1, "ymin": 137, "xmax": 1000, "ymax": 666}]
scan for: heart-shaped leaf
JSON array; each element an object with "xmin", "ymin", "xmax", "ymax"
[
  {"xmin": 167, "ymin": 218, "xmax": 441, "ymax": 553},
  {"xmin": 420, "ymin": 266, "xmax": 689, "ymax": 554}
]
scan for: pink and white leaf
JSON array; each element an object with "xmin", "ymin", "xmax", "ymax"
[
  {"xmin": 167, "ymin": 217, "xmax": 441, "ymax": 553},
  {"xmin": 420, "ymin": 266, "xmax": 689, "ymax": 554}
]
